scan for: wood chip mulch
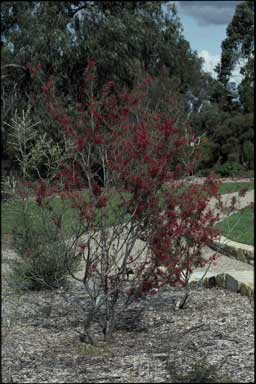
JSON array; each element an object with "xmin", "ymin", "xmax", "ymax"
[{"xmin": 2, "ymin": 274, "xmax": 254, "ymax": 383}]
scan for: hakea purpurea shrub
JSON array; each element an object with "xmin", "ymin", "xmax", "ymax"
[{"xmin": 32, "ymin": 61, "xmax": 227, "ymax": 342}]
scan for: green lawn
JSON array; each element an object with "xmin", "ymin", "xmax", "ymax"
[
  {"xmin": 219, "ymin": 182, "xmax": 254, "ymax": 195},
  {"xmin": 215, "ymin": 206, "xmax": 254, "ymax": 245},
  {"xmin": 1, "ymin": 191, "xmax": 129, "ymax": 237},
  {"xmin": 2, "ymin": 182, "xmax": 254, "ymax": 237},
  {"xmin": 2, "ymin": 197, "xmax": 74, "ymax": 236}
]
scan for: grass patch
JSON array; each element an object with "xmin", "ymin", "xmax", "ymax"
[
  {"xmin": 1, "ymin": 190, "xmax": 130, "ymax": 236},
  {"xmin": 2, "ymin": 182, "xmax": 254, "ymax": 236},
  {"xmin": 219, "ymin": 182, "xmax": 254, "ymax": 195},
  {"xmin": 4, "ymin": 198, "xmax": 83, "ymax": 290},
  {"xmin": 2, "ymin": 197, "xmax": 77, "ymax": 236},
  {"xmin": 77, "ymin": 343, "xmax": 112, "ymax": 356},
  {"xmin": 215, "ymin": 206, "xmax": 254, "ymax": 245}
]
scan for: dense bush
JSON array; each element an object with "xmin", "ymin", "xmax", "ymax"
[
  {"xmin": 8, "ymin": 200, "xmax": 81, "ymax": 291},
  {"xmin": 215, "ymin": 161, "xmax": 244, "ymax": 177},
  {"xmin": 196, "ymin": 168, "xmax": 212, "ymax": 177},
  {"xmin": 29, "ymin": 62, "xmax": 227, "ymax": 343},
  {"xmin": 243, "ymin": 140, "xmax": 254, "ymax": 170},
  {"xmin": 167, "ymin": 356, "xmax": 233, "ymax": 383},
  {"xmin": 1, "ymin": 175, "xmax": 18, "ymax": 202}
]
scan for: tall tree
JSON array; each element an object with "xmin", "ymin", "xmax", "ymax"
[
  {"xmin": 1, "ymin": 1, "xmax": 205, "ymax": 106},
  {"xmin": 1, "ymin": 1, "xmax": 207, "ymax": 176},
  {"xmin": 191, "ymin": 0, "xmax": 254, "ymax": 174},
  {"xmin": 216, "ymin": 0, "xmax": 254, "ymax": 112}
]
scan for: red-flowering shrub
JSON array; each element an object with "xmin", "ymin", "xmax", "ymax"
[{"xmin": 35, "ymin": 61, "xmax": 227, "ymax": 343}]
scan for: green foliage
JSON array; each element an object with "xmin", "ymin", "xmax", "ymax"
[
  {"xmin": 1, "ymin": 190, "xmax": 130, "ymax": 236},
  {"xmin": 189, "ymin": 0, "xmax": 254, "ymax": 172},
  {"xmin": 81, "ymin": 1, "xmax": 203, "ymax": 92},
  {"xmin": 7, "ymin": 200, "xmax": 82, "ymax": 290},
  {"xmin": 196, "ymin": 168, "xmax": 212, "ymax": 177},
  {"xmin": 191, "ymin": 103, "xmax": 254, "ymax": 171},
  {"xmin": 197, "ymin": 136, "xmax": 218, "ymax": 170},
  {"xmin": 238, "ymin": 55, "xmax": 254, "ymax": 113},
  {"xmin": 216, "ymin": 0, "xmax": 254, "ymax": 113},
  {"xmin": 216, "ymin": 0, "xmax": 254, "ymax": 84},
  {"xmin": 1, "ymin": 175, "xmax": 18, "ymax": 201},
  {"xmin": 2, "ymin": 1, "xmax": 254, "ymax": 176},
  {"xmin": 5, "ymin": 106, "xmax": 66, "ymax": 179},
  {"xmin": 1, "ymin": 1, "xmax": 206, "ymax": 176},
  {"xmin": 219, "ymin": 182, "xmax": 254, "ymax": 194},
  {"xmin": 243, "ymin": 140, "xmax": 254, "ymax": 169},
  {"xmin": 215, "ymin": 161, "xmax": 244, "ymax": 177}
]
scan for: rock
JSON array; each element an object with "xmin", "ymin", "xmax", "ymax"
[
  {"xmin": 209, "ymin": 238, "xmax": 254, "ymax": 266},
  {"xmin": 225, "ymin": 274, "xmax": 240, "ymax": 292},
  {"xmin": 203, "ymin": 276, "xmax": 216, "ymax": 288},
  {"xmin": 215, "ymin": 273, "xmax": 226, "ymax": 288},
  {"xmin": 236, "ymin": 248, "xmax": 248, "ymax": 263},
  {"xmin": 239, "ymin": 282, "xmax": 253, "ymax": 300}
]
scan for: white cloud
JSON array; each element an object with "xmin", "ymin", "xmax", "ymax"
[
  {"xmin": 231, "ymin": 60, "xmax": 245, "ymax": 84},
  {"xmin": 198, "ymin": 50, "xmax": 220, "ymax": 78},
  {"xmin": 198, "ymin": 50, "xmax": 244, "ymax": 85}
]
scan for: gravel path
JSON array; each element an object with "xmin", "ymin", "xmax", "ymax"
[
  {"xmin": 193, "ymin": 247, "xmax": 253, "ymax": 274},
  {"xmin": 183, "ymin": 176, "xmax": 254, "ymax": 184},
  {"xmin": 198, "ymin": 188, "xmax": 254, "ymax": 273}
]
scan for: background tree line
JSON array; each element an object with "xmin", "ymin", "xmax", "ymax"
[
  {"xmin": 1, "ymin": 0, "xmax": 254, "ymax": 179},
  {"xmin": 191, "ymin": 0, "xmax": 254, "ymax": 176}
]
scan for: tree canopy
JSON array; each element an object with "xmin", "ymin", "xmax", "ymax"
[
  {"xmin": 216, "ymin": 0, "xmax": 254, "ymax": 112},
  {"xmin": 1, "ymin": 1, "xmax": 254, "ymax": 177}
]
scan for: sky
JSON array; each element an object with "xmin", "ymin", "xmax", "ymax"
[{"xmin": 173, "ymin": 1, "xmax": 243, "ymax": 83}]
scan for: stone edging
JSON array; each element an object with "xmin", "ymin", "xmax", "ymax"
[
  {"xmin": 209, "ymin": 237, "xmax": 254, "ymax": 266},
  {"xmin": 202, "ymin": 272, "xmax": 254, "ymax": 301}
]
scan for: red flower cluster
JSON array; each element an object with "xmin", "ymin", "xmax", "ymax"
[
  {"xmin": 38, "ymin": 60, "xmax": 223, "ymax": 300},
  {"xmin": 77, "ymin": 137, "xmax": 85, "ymax": 152}
]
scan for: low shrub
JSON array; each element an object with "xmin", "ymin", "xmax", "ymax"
[
  {"xmin": 1, "ymin": 176, "xmax": 18, "ymax": 202},
  {"xmin": 15, "ymin": 61, "xmax": 239, "ymax": 344},
  {"xmin": 196, "ymin": 168, "xmax": 212, "ymax": 177},
  {"xmin": 32, "ymin": 61, "xmax": 224, "ymax": 343},
  {"xmin": 8, "ymin": 200, "xmax": 81, "ymax": 291},
  {"xmin": 167, "ymin": 356, "xmax": 233, "ymax": 383},
  {"xmin": 215, "ymin": 161, "xmax": 244, "ymax": 177}
]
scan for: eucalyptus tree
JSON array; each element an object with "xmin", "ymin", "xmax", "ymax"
[{"xmin": 1, "ymin": 1, "xmax": 206, "ymax": 176}]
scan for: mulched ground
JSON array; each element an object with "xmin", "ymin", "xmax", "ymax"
[
  {"xmin": 2, "ymin": 274, "xmax": 254, "ymax": 383},
  {"xmin": 2, "ymin": 181, "xmax": 254, "ymax": 383}
]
